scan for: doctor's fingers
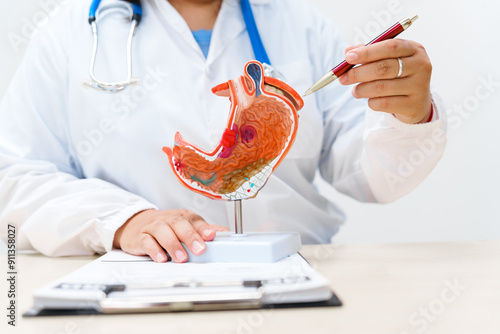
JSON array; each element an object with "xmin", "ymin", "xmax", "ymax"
[
  {"xmin": 166, "ymin": 209, "xmax": 220, "ymax": 241},
  {"xmin": 344, "ymin": 39, "xmax": 418, "ymax": 65},
  {"xmin": 209, "ymin": 224, "xmax": 231, "ymax": 232},
  {"xmin": 143, "ymin": 216, "xmax": 209, "ymax": 261},
  {"xmin": 339, "ymin": 56, "xmax": 419, "ymax": 85},
  {"xmin": 167, "ymin": 215, "xmax": 212, "ymax": 255},
  {"xmin": 367, "ymin": 95, "xmax": 432, "ymax": 123},
  {"xmin": 142, "ymin": 225, "xmax": 188, "ymax": 263},
  {"xmin": 137, "ymin": 233, "xmax": 171, "ymax": 263},
  {"xmin": 351, "ymin": 77, "xmax": 415, "ymax": 100},
  {"xmin": 176, "ymin": 211, "xmax": 223, "ymax": 242},
  {"xmin": 344, "ymin": 44, "xmax": 364, "ymax": 54}
]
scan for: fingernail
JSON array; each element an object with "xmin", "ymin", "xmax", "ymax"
[
  {"xmin": 202, "ymin": 229, "xmax": 214, "ymax": 239},
  {"xmin": 338, "ymin": 75, "xmax": 347, "ymax": 84},
  {"xmin": 156, "ymin": 252, "xmax": 166, "ymax": 262},
  {"xmin": 192, "ymin": 240, "xmax": 205, "ymax": 255},
  {"xmin": 345, "ymin": 52, "xmax": 357, "ymax": 62},
  {"xmin": 175, "ymin": 250, "xmax": 187, "ymax": 262}
]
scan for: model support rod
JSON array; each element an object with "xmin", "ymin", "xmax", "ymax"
[{"xmin": 234, "ymin": 200, "xmax": 243, "ymax": 234}]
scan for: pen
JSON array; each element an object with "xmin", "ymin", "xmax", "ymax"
[{"xmin": 303, "ymin": 14, "xmax": 419, "ymax": 96}]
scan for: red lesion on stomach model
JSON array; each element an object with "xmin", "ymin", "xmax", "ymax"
[{"xmin": 173, "ymin": 95, "xmax": 293, "ymax": 194}]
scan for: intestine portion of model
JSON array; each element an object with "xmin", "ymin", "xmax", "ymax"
[{"xmin": 163, "ymin": 61, "xmax": 304, "ymax": 201}]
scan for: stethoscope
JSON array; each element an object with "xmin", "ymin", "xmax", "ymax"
[{"xmin": 84, "ymin": 0, "xmax": 284, "ymax": 93}]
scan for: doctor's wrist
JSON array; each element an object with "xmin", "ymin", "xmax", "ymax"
[{"xmin": 416, "ymin": 103, "xmax": 434, "ymax": 124}]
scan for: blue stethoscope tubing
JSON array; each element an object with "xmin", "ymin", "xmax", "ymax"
[
  {"xmin": 86, "ymin": 0, "xmax": 276, "ymax": 92},
  {"xmin": 240, "ymin": 0, "xmax": 271, "ymax": 66}
]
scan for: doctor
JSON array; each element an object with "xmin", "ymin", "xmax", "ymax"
[{"xmin": 0, "ymin": 0, "xmax": 445, "ymax": 263}]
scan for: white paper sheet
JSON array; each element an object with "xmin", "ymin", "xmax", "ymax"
[{"xmin": 33, "ymin": 251, "xmax": 332, "ymax": 310}]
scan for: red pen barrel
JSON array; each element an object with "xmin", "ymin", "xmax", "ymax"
[
  {"xmin": 331, "ymin": 60, "xmax": 352, "ymax": 78},
  {"xmin": 332, "ymin": 22, "xmax": 404, "ymax": 78}
]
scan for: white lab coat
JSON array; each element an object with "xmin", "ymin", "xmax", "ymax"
[{"xmin": 0, "ymin": 0, "xmax": 446, "ymax": 256}]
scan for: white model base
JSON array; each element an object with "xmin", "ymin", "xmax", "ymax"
[{"xmin": 182, "ymin": 232, "xmax": 302, "ymax": 263}]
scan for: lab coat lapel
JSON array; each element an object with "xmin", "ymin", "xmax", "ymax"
[
  {"xmin": 206, "ymin": 0, "xmax": 245, "ymax": 66},
  {"xmin": 151, "ymin": 0, "xmax": 270, "ymax": 65},
  {"xmin": 151, "ymin": 0, "xmax": 205, "ymax": 58}
]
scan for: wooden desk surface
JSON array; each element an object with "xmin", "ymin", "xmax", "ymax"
[{"xmin": 3, "ymin": 240, "xmax": 500, "ymax": 334}]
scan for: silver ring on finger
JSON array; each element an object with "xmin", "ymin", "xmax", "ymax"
[{"xmin": 396, "ymin": 57, "xmax": 403, "ymax": 79}]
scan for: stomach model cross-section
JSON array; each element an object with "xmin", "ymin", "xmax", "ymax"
[{"xmin": 163, "ymin": 61, "xmax": 304, "ymax": 201}]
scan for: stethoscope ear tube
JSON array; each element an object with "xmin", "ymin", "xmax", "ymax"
[
  {"xmin": 88, "ymin": 0, "xmax": 141, "ymax": 25},
  {"xmin": 131, "ymin": 3, "xmax": 142, "ymax": 25},
  {"xmin": 88, "ymin": 0, "xmax": 102, "ymax": 24},
  {"xmin": 85, "ymin": 0, "xmax": 142, "ymax": 93}
]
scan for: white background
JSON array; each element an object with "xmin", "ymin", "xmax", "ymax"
[{"xmin": 0, "ymin": 0, "xmax": 498, "ymax": 245}]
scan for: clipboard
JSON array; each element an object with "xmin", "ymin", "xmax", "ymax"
[
  {"xmin": 24, "ymin": 284, "xmax": 341, "ymax": 316},
  {"xmin": 24, "ymin": 252, "xmax": 342, "ymax": 317}
]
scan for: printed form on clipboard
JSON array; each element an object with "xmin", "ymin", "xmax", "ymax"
[{"xmin": 25, "ymin": 251, "xmax": 341, "ymax": 316}]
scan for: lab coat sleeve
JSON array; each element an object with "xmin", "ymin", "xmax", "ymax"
[
  {"xmin": 312, "ymin": 12, "xmax": 447, "ymax": 203},
  {"xmin": 0, "ymin": 11, "xmax": 157, "ymax": 256}
]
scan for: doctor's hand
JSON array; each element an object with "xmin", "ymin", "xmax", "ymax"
[
  {"xmin": 338, "ymin": 39, "xmax": 433, "ymax": 124},
  {"xmin": 113, "ymin": 209, "xmax": 230, "ymax": 263}
]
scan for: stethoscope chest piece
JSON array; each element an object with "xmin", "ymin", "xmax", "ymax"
[{"xmin": 262, "ymin": 63, "xmax": 286, "ymax": 82}]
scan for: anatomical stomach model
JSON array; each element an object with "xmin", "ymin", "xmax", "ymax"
[{"xmin": 163, "ymin": 61, "xmax": 304, "ymax": 201}]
